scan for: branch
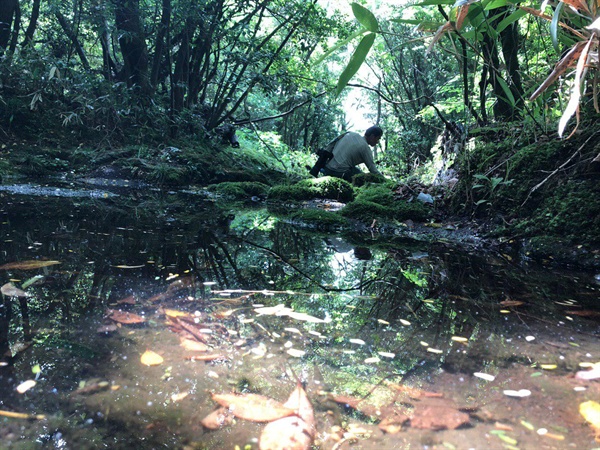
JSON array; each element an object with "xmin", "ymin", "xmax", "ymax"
[
  {"xmin": 233, "ymin": 91, "xmax": 327, "ymax": 126},
  {"xmin": 346, "ymin": 82, "xmax": 428, "ymax": 106}
]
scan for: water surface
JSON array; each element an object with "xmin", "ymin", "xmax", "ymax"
[{"xmin": 0, "ymin": 183, "xmax": 599, "ymax": 449}]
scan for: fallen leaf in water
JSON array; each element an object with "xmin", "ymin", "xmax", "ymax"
[
  {"xmin": 71, "ymin": 381, "xmax": 110, "ymax": 395},
  {"xmin": 162, "ymin": 308, "xmax": 190, "ymax": 318},
  {"xmin": 0, "ymin": 409, "xmax": 46, "ymax": 420},
  {"xmin": 1, "ymin": 283, "xmax": 29, "ymax": 297},
  {"xmin": 171, "ymin": 392, "xmax": 189, "ymax": 402},
  {"xmin": 378, "ymin": 409, "xmax": 410, "ymax": 434},
  {"xmin": 399, "ymin": 319, "xmax": 411, "ymax": 326},
  {"xmin": 16, "ymin": 380, "xmax": 36, "ymax": 394},
  {"xmin": 211, "ymin": 393, "xmax": 295, "ymax": 422},
  {"xmin": 106, "ymin": 309, "xmax": 146, "ymax": 324},
  {"xmin": 566, "ymin": 310, "xmax": 600, "ymax": 319},
  {"xmin": 580, "ymin": 400, "xmax": 600, "ymax": 440},
  {"xmin": 0, "ymin": 260, "xmax": 61, "ymax": 270},
  {"xmin": 141, "ymin": 350, "xmax": 164, "ymax": 366},
  {"xmin": 387, "ymin": 382, "xmax": 442, "ymax": 399},
  {"xmin": 113, "ymin": 264, "xmax": 145, "ymax": 269},
  {"xmin": 576, "ymin": 363, "xmax": 600, "ymax": 380},
  {"xmin": 201, "ymin": 407, "xmax": 234, "ymax": 430},
  {"xmin": 186, "ymin": 354, "xmax": 227, "ymax": 362},
  {"xmin": 349, "ymin": 338, "xmax": 365, "ymax": 345},
  {"xmin": 410, "ymin": 399, "xmax": 470, "ymax": 430},
  {"xmin": 180, "ymin": 337, "xmax": 209, "ymax": 352},
  {"xmin": 115, "ymin": 295, "xmax": 136, "ymax": 305},
  {"xmin": 260, "ymin": 380, "xmax": 316, "ymax": 449},
  {"xmin": 499, "ymin": 300, "xmax": 524, "ymax": 307},
  {"xmin": 503, "ymin": 389, "xmax": 531, "ymax": 397},
  {"xmin": 97, "ymin": 324, "xmax": 118, "ymax": 334},
  {"xmin": 540, "ymin": 364, "xmax": 557, "ymax": 370},
  {"xmin": 286, "ymin": 348, "xmax": 306, "ymax": 358},
  {"xmin": 473, "ymin": 372, "xmax": 495, "ymax": 382}
]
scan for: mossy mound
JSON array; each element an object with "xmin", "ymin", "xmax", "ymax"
[
  {"xmin": 208, "ymin": 181, "xmax": 270, "ymax": 199},
  {"xmin": 268, "ymin": 177, "xmax": 354, "ymax": 202},
  {"xmin": 352, "ymin": 172, "xmax": 387, "ymax": 187},
  {"xmin": 341, "ymin": 184, "xmax": 431, "ymax": 223}
]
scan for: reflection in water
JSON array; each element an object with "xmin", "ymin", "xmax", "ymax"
[{"xmin": 0, "ymin": 187, "xmax": 598, "ymax": 449}]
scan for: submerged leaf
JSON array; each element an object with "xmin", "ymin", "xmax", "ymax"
[
  {"xmin": 106, "ymin": 309, "xmax": 146, "ymax": 324},
  {"xmin": 141, "ymin": 350, "xmax": 164, "ymax": 366},
  {"xmin": 211, "ymin": 393, "xmax": 295, "ymax": 422},
  {"xmin": 16, "ymin": 379, "xmax": 37, "ymax": 394},
  {"xmin": 1, "ymin": 283, "xmax": 29, "ymax": 298},
  {"xmin": 201, "ymin": 407, "xmax": 234, "ymax": 430},
  {"xmin": 0, "ymin": 260, "xmax": 61, "ymax": 270}
]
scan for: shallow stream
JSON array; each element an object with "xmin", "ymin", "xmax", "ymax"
[{"xmin": 0, "ymin": 182, "xmax": 599, "ymax": 450}]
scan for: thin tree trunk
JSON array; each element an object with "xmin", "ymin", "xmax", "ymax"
[
  {"xmin": 55, "ymin": 10, "xmax": 90, "ymax": 70},
  {"xmin": 21, "ymin": 0, "xmax": 40, "ymax": 48},
  {"xmin": 0, "ymin": 0, "xmax": 18, "ymax": 53},
  {"xmin": 150, "ymin": 0, "xmax": 170, "ymax": 88}
]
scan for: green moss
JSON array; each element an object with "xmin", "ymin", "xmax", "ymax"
[
  {"xmin": 268, "ymin": 176, "xmax": 354, "ymax": 202},
  {"xmin": 208, "ymin": 181, "xmax": 270, "ymax": 199},
  {"xmin": 352, "ymin": 172, "xmax": 387, "ymax": 187},
  {"xmin": 354, "ymin": 185, "xmax": 397, "ymax": 207},
  {"xmin": 341, "ymin": 200, "xmax": 391, "ymax": 222}
]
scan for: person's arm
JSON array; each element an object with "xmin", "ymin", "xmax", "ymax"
[{"xmin": 361, "ymin": 145, "xmax": 381, "ymax": 174}]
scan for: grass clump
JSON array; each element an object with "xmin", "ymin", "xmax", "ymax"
[{"xmin": 289, "ymin": 209, "xmax": 348, "ymax": 229}]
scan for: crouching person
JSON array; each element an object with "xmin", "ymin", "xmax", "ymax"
[{"xmin": 322, "ymin": 126, "xmax": 383, "ymax": 181}]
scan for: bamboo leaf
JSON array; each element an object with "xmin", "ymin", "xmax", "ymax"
[
  {"xmin": 427, "ymin": 22, "xmax": 454, "ymax": 53},
  {"xmin": 558, "ymin": 37, "xmax": 593, "ymax": 137},
  {"xmin": 484, "ymin": 0, "xmax": 509, "ymax": 10},
  {"xmin": 551, "ymin": 2, "xmax": 564, "ymax": 54},
  {"xmin": 496, "ymin": 76, "xmax": 516, "ymax": 106},
  {"xmin": 529, "ymin": 40, "xmax": 587, "ymax": 101},
  {"xmin": 495, "ymin": 9, "xmax": 527, "ymax": 33},
  {"xmin": 413, "ymin": 0, "xmax": 455, "ymax": 5},
  {"xmin": 335, "ymin": 33, "xmax": 376, "ymax": 96},
  {"xmin": 456, "ymin": 5, "xmax": 471, "ymax": 31},
  {"xmin": 351, "ymin": 3, "xmax": 379, "ymax": 33}
]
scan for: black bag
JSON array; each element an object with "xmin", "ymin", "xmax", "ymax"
[{"xmin": 308, "ymin": 132, "xmax": 348, "ymax": 177}]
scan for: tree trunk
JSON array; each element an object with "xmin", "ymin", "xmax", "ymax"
[
  {"xmin": 114, "ymin": 0, "xmax": 150, "ymax": 93},
  {"xmin": 0, "ymin": 0, "xmax": 18, "ymax": 53},
  {"xmin": 499, "ymin": 17, "xmax": 524, "ymax": 117},
  {"xmin": 21, "ymin": 0, "xmax": 40, "ymax": 48},
  {"xmin": 150, "ymin": 0, "xmax": 170, "ymax": 88}
]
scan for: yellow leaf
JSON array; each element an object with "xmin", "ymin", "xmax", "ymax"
[
  {"xmin": 580, "ymin": 400, "xmax": 600, "ymax": 430},
  {"xmin": 0, "ymin": 260, "xmax": 61, "ymax": 270},
  {"xmin": 141, "ymin": 350, "xmax": 164, "ymax": 366}
]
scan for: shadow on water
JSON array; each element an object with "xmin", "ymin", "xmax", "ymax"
[{"xmin": 0, "ymin": 183, "xmax": 599, "ymax": 449}]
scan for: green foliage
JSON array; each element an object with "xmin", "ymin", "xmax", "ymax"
[{"xmin": 268, "ymin": 177, "xmax": 355, "ymax": 202}]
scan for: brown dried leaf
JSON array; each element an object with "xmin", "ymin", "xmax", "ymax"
[
  {"xmin": 499, "ymin": 300, "xmax": 525, "ymax": 307},
  {"xmin": 201, "ymin": 407, "xmax": 234, "ymax": 430},
  {"xmin": 260, "ymin": 416, "xmax": 313, "ymax": 450},
  {"xmin": 530, "ymin": 40, "xmax": 588, "ymax": 101},
  {"xmin": 427, "ymin": 22, "xmax": 453, "ymax": 54},
  {"xmin": 560, "ymin": 0, "xmax": 591, "ymax": 14},
  {"xmin": 211, "ymin": 393, "xmax": 295, "ymax": 422},
  {"xmin": 455, "ymin": 5, "xmax": 470, "ymax": 31},
  {"xmin": 0, "ymin": 260, "xmax": 61, "ymax": 270},
  {"xmin": 410, "ymin": 400, "xmax": 470, "ymax": 430},
  {"xmin": 284, "ymin": 382, "xmax": 315, "ymax": 438},
  {"xmin": 106, "ymin": 309, "xmax": 146, "ymax": 324},
  {"xmin": 379, "ymin": 410, "xmax": 410, "ymax": 434},
  {"xmin": 180, "ymin": 337, "xmax": 209, "ymax": 352},
  {"xmin": 115, "ymin": 295, "xmax": 136, "ymax": 305}
]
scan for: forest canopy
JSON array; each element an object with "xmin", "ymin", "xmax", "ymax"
[{"xmin": 0, "ymin": 0, "xmax": 598, "ymax": 178}]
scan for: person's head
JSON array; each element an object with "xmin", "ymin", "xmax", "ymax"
[{"xmin": 364, "ymin": 126, "xmax": 383, "ymax": 146}]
